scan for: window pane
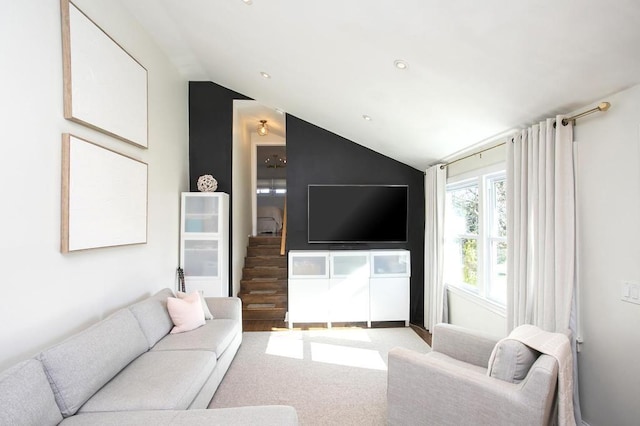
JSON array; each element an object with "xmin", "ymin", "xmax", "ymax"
[
  {"xmin": 488, "ymin": 240, "xmax": 507, "ymax": 304},
  {"xmin": 492, "ymin": 178, "xmax": 507, "ymax": 238},
  {"xmin": 446, "ymin": 184, "xmax": 479, "ymax": 235},
  {"xmin": 444, "ymin": 237, "xmax": 478, "ymax": 287}
]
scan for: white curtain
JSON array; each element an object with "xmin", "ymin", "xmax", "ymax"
[
  {"xmin": 424, "ymin": 164, "xmax": 446, "ymax": 331},
  {"xmin": 506, "ymin": 116, "xmax": 581, "ymax": 424}
]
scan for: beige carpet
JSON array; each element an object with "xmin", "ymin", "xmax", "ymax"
[{"xmin": 209, "ymin": 327, "xmax": 430, "ymax": 425}]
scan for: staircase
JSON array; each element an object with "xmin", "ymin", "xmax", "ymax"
[{"xmin": 239, "ymin": 236, "xmax": 287, "ymax": 322}]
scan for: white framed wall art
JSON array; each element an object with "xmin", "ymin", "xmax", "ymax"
[
  {"xmin": 61, "ymin": 0, "xmax": 148, "ymax": 148},
  {"xmin": 61, "ymin": 134, "xmax": 148, "ymax": 253}
]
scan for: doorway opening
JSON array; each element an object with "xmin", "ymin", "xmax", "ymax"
[{"xmin": 252, "ymin": 142, "xmax": 286, "ymax": 236}]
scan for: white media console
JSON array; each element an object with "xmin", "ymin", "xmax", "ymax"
[{"xmin": 287, "ymin": 250, "xmax": 410, "ymax": 328}]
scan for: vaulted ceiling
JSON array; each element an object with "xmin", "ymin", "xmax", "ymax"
[{"xmin": 120, "ymin": 0, "xmax": 640, "ymax": 170}]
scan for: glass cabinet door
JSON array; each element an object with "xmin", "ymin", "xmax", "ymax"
[
  {"xmin": 184, "ymin": 195, "xmax": 220, "ymax": 234},
  {"xmin": 370, "ymin": 251, "xmax": 410, "ymax": 277},
  {"xmin": 331, "ymin": 253, "xmax": 370, "ymax": 278},
  {"xmin": 289, "ymin": 252, "xmax": 330, "ymax": 278},
  {"xmin": 183, "ymin": 239, "xmax": 219, "ymax": 277}
]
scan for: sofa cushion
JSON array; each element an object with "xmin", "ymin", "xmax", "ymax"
[
  {"xmin": 78, "ymin": 350, "xmax": 217, "ymax": 412},
  {"xmin": 151, "ymin": 318, "xmax": 240, "ymax": 358},
  {"xmin": 488, "ymin": 339, "xmax": 540, "ymax": 383},
  {"xmin": 38, "ymin": 309, "xmax": 149, "ymax": 417},
  {"xmin": 129, "ymin": 288, "xmax": 175, "ymax": 348},
  {"xmin": 168, "ymin": 292, "xmax": 206, "ymax": 334},
  {"xmin": 61, "ymin": 406, "xmax": 299, "ymax": 426},
  {"xmin": 0, "ymin": 359, "xmax": 62, "ymax": 426}
]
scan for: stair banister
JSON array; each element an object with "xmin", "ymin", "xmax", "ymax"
[{"xmin": 280, "ymin": 198, "xmax": 287, "ymax": 256}]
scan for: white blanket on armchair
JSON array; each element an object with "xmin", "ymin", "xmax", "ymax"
[{"xmin": 488, "ymin": 324, "xmax": 576, "ymax": 426}]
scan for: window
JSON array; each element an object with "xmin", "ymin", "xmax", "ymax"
[{"xmin": 444, "ymin": 168, "xmax": 506, "ymax": 306}]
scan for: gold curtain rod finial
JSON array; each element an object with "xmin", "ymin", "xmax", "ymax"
[{"xmin": 598, "ymin": 102, "xmax": 611, "ymax": 111}]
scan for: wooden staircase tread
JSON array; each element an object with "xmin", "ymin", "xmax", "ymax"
[
  {"xmin": 245, "ymin": 265, "xmax": 285, "ymax": 269},
  {"xmin": 246, "ymin": 303, "xmax": 280, "ymax": 309},
  {"xmin": 242, "ymin": 290, "xmax": 284, "ymax": 295}
]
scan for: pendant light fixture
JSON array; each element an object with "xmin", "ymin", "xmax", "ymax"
[
  {"xmin": 257, "ymin": 120, "xmax": 269, "ymax": 136},
  {"xmin": 264, "ymin": 153, "xmax": 286, "ymax": 169}
]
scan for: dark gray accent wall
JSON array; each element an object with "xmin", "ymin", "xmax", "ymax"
[
  {"xmin": 189, "ymin": 81, "xmax": 251, "ymax": 296},
  {"xmin": 188, "ymin": 81, "xmax": 251, "ymax": 192},
  {"xmin": 286, "ymin": 115, "xmax": 426, "ymax": 325}
]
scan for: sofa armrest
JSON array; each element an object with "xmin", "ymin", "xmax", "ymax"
[
  {"xmin": 431, "ymin": 323, "xmax": 499, "ymax": 368},
  {"xmin": 205, "ymin": 297, "xmax": 242, "ymax": 321},
  {"xmin": 387, "ymin": 347, "xmax": 552, "ymax": 426}
]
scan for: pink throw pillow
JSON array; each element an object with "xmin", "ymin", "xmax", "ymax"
[
  {"xmin": 177, "ymin": 290, "xmax": 213, "ymax": 320},
  {"xmin": 167, "ymin": 292, "xmax": 205, "ymax": 334}
]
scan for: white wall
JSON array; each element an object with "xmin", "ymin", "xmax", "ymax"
[
  {"xmin": 446, "ymin": 143, "xmax": 507, "ymax": 177},
  {"xmin": 573, "ymin": 84, "xmax": 640, "ymax": 425},
  {"xmin": 447, "ymin": 288, "xmax": 506, "ymax": 338},
  {"xmin": 231, "ymin": 102, "xmax": 252, "ymax": 297},
  {"xmin": 0, "ymin": 0, "xmax": 188, "ymax": 370}
]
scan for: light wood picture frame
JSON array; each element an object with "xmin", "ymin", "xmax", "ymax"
[
  {"xmin": 61, "ymin": 0, "xmax": 148, "ymax": 148},
  {"xmin": 61, "ymin": 134, "xmax": 148, "ymax": 253}
]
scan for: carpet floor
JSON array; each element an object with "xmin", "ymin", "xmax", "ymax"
[{"xmin": 208, "ymin": 327, "xmax": 431, "ymax": 425}]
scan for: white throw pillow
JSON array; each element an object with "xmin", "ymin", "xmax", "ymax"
[
  {"xmin": 177, "ymin": 290, "xmax": 213, "ymax": 320},
  {"xmin": 167, "ymin": 292, "xmax": 205, "ymax": 334}
]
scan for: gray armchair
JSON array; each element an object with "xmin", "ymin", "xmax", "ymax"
[{"xmin": 387, "ymin": 323, "xmax": 558, "ymax": 426}]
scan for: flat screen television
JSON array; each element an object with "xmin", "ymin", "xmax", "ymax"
[{"xmin": 308, "ymin": 184, "xmax": 409, "ymax": 243}]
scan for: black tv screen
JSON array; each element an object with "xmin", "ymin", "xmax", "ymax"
[{"xmin": 308, "ymin": 185, "xmax": 409, "ymax": 243}]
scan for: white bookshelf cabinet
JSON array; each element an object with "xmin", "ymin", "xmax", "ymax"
[
  {"xmin": 179, "ymin": 192, "xmax": 229, "ymax": 297},
  {"xmin": 288, "ymin": 249, "xmax": 410, "ymax": 328}
]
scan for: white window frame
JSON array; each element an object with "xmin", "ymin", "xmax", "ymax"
[{"xmin": 445, "ymin": 163, "xmax": 506, "ymax": 311}]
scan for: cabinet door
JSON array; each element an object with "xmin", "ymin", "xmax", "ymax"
[
  {"xmin": 182, "ymin": 239, "xmax": 219, "ymax": 277},
  {"xmin": 370, "ymin": 277, "xmax": 409, "ymax": 322},
  {"xmin": 330, "ymin": 252, "xmax": 369, "ymax": 278},
  {"xmin": 183, "ymin": 194, "xmax": 221, "ymax": 234},
  {"xmin": 288, "ymin": 279, "xmax": 329, "ymax": 323},
  {"xmin": 329, "ymin": 277, "xmax": 369, "ymax": 323},
  {"xmin": 289, "ymin": 252, "xmax": 329, "ymax": 279},
  {"xmin": 370, "ymin": 251, "xmax": 410, "ymax": 277},
  {"xmin": 184, "ymin": 277, "xmax": 225, "ymax": 298}
]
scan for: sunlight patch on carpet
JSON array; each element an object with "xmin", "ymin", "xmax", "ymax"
[
  {"xmin": 265, "ymin": 332, "xmax": 304, "ymax": 359},
  {"xmin": 264, "ymin": 329, "xmax": 386, "ymax": 368},
  {"xmin": 310, "ymin": 342, "xmax": 386, "ymax": 370},
  {"xmin": 308, "ymin": 327, "xmax": 372, "ymax": 342}
]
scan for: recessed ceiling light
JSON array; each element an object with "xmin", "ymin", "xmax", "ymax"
[
  {"xmin": 242, "ymin": 0, "xmax": 253, "ymax": 5},
  {"xmin": 362, "ymin": 115, "xmax": 372, "ymax": 121},
  {"xmin": 394, "ymin": 59, "xmax": 408, "ymax": 70},
  {"xmin": 260, "ymin": 71, "xmax": 271, "ymax": 79}
]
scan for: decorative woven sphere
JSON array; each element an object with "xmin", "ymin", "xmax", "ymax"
[{"xmin": 197, "ymin": 175, "xmax": 217, "ymax": 192}]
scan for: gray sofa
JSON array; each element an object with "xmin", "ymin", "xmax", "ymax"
[{"xmin": 0, "ymin": 288, "xmax": 298, "ymax": 425}]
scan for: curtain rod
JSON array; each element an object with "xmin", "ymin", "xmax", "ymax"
[{"xmin": 439, "ymin": 101, "xmax": 611, "ymax": 170}]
